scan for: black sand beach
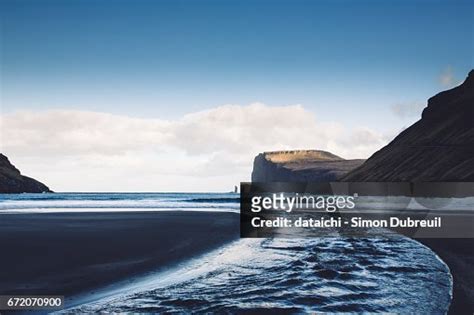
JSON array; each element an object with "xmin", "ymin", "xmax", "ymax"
[
  {"xmin": 0, "ymin": 211, "xmax": 239, "ymax": 307},
  {"xmin": 416, "ymin": 238, "xmax": 474, "ymax": 314},
  {"xmin": 0, "ymin": 210, "xmax": 470, "ymax": 314}
]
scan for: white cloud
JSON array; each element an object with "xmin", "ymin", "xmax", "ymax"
[
  {"xmin": 438, "ymin": 66, "xmax": 460, "ymax": 88},
  {"xmin": 390, "ymin": 102, "xmax": 425, "ymax": 119},
  {"xmin": 0, "ymin": 103, "xmax": 391, "ymax": 191}
]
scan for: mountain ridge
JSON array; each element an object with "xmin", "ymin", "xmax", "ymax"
[{"xmin": 342, "ymin": 69, "xmax": 474, "ymax": 182}]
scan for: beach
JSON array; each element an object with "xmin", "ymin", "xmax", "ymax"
[
  {"xmin": 0, "ymin": 193, "xmax": 461, "ymax": 313},
  {"xmin": 0, "ymin": 211, "xmax": 240, "ymax": 307},
  {"xmin": 417, "ymin": 238, "xmax": 474, "ymax": 314}
]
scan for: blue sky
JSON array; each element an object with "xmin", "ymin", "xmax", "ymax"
[
  {"xmin": 0, "ymin": 0, "xmax": 473, "ymax": 191},
  {"xmin": 2, "ymin": 0, "xmax": 472, "ymax": 124}
]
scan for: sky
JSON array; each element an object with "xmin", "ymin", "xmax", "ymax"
[{"xmin": 0, "ymin": 0, "xmax": 473, "ymax": 192}]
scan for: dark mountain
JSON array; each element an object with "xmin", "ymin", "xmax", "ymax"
[
  {"xmin": 343, "ymin": 70, "xmax": 474, "ymax": 182},
  {"xmin": 252, "ymin": 150, "xmax": 365, "ymax": 182},
  {"xmin": 0, "ymin": 154, "xmax": 52, "ymax": 193}
]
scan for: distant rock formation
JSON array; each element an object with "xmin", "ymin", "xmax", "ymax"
[
  {"xmin": 0, "ymin": 154, "xmax": 52, "ymax": 193},
  {"xmin": 251, "ymin": 150, "xmax": 365, "ymax": 182},
  {"xmin": 343, "ymin": 69, "xmax": 474, "ymax": 182}
]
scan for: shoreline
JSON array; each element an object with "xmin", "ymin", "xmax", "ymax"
[
  {"xmin": 415, "ymin": 238, "xmax": 474, "ymax": 314},
  {"xmin": 0, "ymin": 209, "xmax": 468, "ymax": 313},
  {"xmin": 0, "ymin": 211, "xmax": 240, "ymax": 309}
]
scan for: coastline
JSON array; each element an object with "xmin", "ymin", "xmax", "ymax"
[
  {"xmin": 0, "ymin": 208, "xmax": 466, "ymax": 313},
  {"xmin": 415, "ymin": 238, "xmax": 474, "ymax": 314},
  {"xmin": 0, "ymin": 211, "xmax": 239, "ymax": 308}
]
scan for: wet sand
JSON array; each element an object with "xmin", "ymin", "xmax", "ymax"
[
  {"xmin": 0, "ymin": 211, "xmax": 239, "ymax": 308},
  {"xmin": 416, "ymin": 238, "xmax": 474, "ymax": 314}
]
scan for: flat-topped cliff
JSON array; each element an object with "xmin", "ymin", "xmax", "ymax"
[
  {"xmin": 0, "ymin": 154, "xmax": 51, "ymax": 193},
  {"xmin": 343, "ymin": 69, "xmax": 474, "ymax": 182},
  {"xmin": 251, "ymin": 150, "xmax": 364, "ymax": 182}
]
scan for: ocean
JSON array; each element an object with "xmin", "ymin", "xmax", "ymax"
[{"xmin": 0, "ymin": 193, "xmax": 453, "ymax": 314}]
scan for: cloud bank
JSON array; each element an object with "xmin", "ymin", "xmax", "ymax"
[{"xmin": 0, "ymin": 103, "xmax": 390, "ymax": 191}]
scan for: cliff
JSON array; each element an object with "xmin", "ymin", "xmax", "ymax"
[
  {"xmin": 0, "ymin": 154, "xmax": 52, "ymax": 193},
  {"xmin": 343, "ymin": 69, "xmax": 474, "ymax": 182},
  {"xmin": 251, "ymin": 150, "xmax": 365, "ymax": 182}
]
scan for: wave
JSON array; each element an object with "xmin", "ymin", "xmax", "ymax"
[
  {"xmin": 0, "ymin": 193, "xmax": 240, "ymax": 212},
  {"xmin": 185, "ymin": 197, "xmax": 240, "ymax": 203}
]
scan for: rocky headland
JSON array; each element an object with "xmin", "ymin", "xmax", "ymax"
[
  {"xmin": 0, "ymin": 153, "xmax": 51, "ymax": 193},
  {"xmin": 251, "ymin": 150, "xmax": 365, "ymax": 182}
]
